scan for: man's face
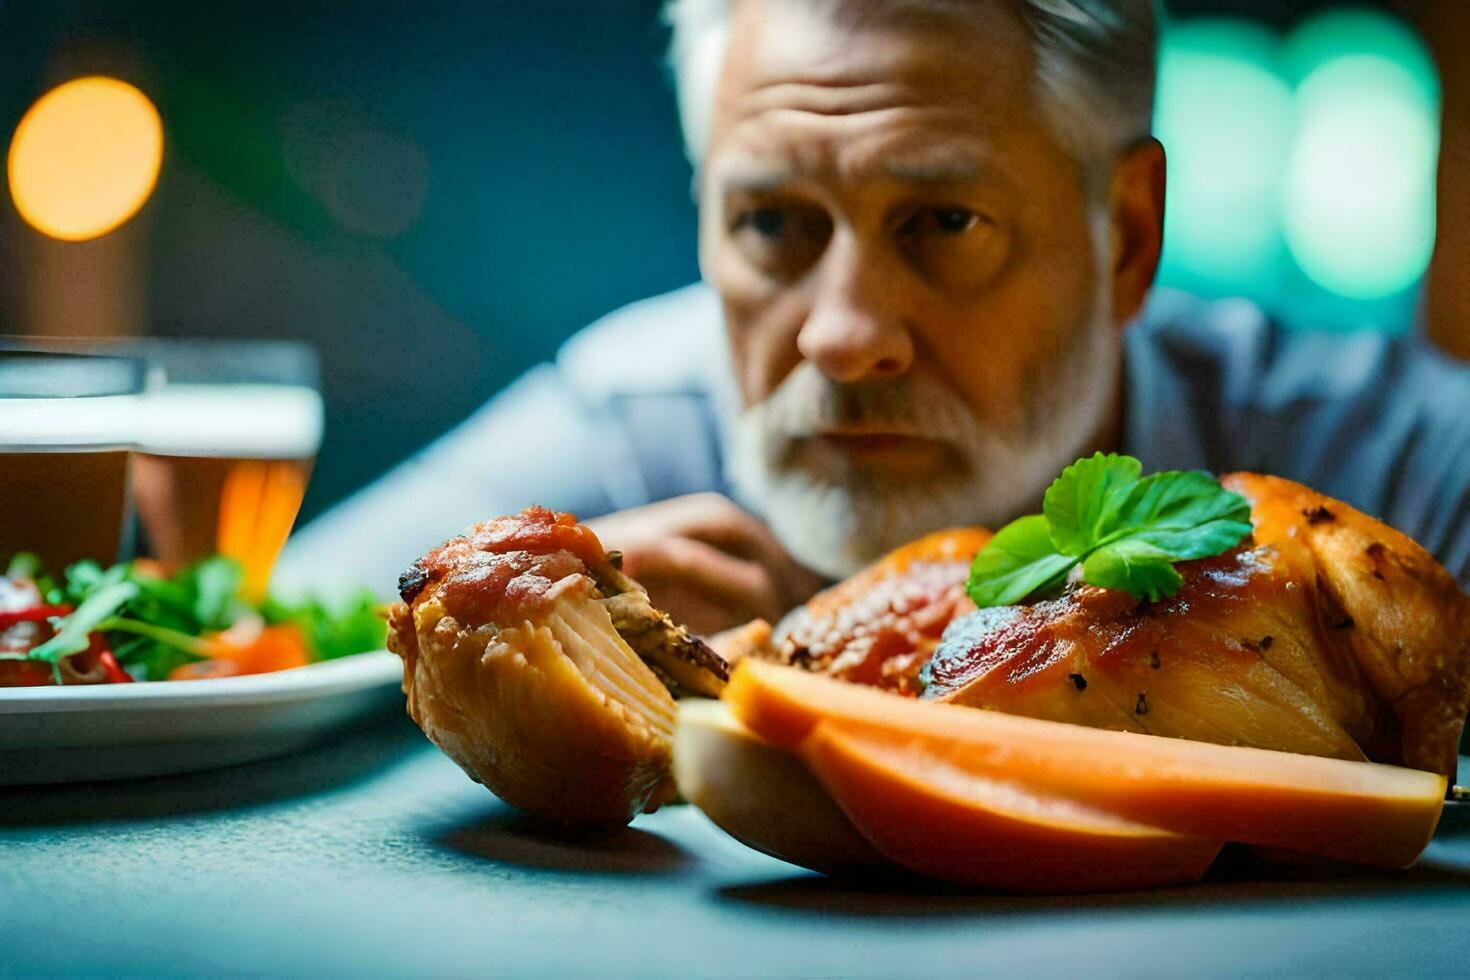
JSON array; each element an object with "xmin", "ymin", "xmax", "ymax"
[{"xmin": 701, "ymin": 0, "xmax": 1129, "ymax": 579}]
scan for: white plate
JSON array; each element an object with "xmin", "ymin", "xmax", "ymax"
[{"xmin": 0, "ymin": 651, "xmax": 404, "ymax": 784}]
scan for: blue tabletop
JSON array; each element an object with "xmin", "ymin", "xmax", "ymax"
[{"xmin": 3, "ymin": 718, "xmax": 1468, "ymax": 978}]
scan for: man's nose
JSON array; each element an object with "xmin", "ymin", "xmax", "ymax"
[{"xmin": 796, "ymin": 238, "xmax": 915, "ymax": 384}]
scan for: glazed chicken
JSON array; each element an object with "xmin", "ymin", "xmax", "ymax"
[
  {"xmin": 923, "ymin": 474, "xmax": 1470, "ymax": 780},
  {"xmin": 767, "ymin": 528, "xmax": 990, "ymax": 694},
  {"xmin": 388, "ymin": 507, "xmax": 727, "ymax": 825}
]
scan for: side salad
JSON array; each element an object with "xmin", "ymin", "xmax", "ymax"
[{"xmin": 0, "ymin": 553, "xmax": 386, "ymax": 686}]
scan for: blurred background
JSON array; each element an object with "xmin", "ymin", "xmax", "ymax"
[{"xmin": 2, "ymin": 0, "xmax": 1464, "ymax": 525}]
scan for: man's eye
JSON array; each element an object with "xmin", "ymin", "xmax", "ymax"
[
  {"xmin": 897, "ymin": 205, "xmax": 1007, "ymax": 291},
  {"xmin": 904, "ymin": 207, "xmax": 985, "ymax": 237},
  {"xmin": 727, "ymin": 204, "xmax": 831, "ymax": 280},
  {"xmin": 734, "ymin": 208, "xmax": 789, "ymax": 238},
  {"xmin": 936, "ymin": 208, "xmax": 978, "ymax": 234}
]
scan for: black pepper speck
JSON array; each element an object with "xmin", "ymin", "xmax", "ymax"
[{"xmin": 397, "ymin": 561, "xmax": 429, "ymax": 603}]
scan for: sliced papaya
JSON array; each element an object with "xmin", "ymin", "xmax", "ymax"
[
  {"xmin": 673, "ymin": 699, "xmax": 894, "ymax": 875},
  {"xmin": 802, "ymin": 718, "xmax": 1221, "ymax": 892},
  {"xmin": 725, "ymin": 660, "xmax": 1447, "ymax": 868}
]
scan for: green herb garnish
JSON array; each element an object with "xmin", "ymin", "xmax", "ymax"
[
  {"xmin": 966, "ymin": 453, "xmax": 1253, "ymax": 607},
  {"xmin": 7, "ymin": 553, "xmax": 387, "ymax": 683},
  {"xmin": 261, "ymin": 590, "xmax": 386, "ymax": 662},
  {"xmin": 24, "ymin": 557, "xmax": 244, "ymax": 679}
]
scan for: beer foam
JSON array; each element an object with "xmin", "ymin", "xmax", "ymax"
[
  {"xmin": 140, "ymin": 384, "xmax": 324, "ymax": 458},
  {"xmin": 1, "ymin": 394, "xmax": 145, "ymax": 448}
]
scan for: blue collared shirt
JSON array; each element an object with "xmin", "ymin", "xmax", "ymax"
[{"xmin": 277, "ymin": 284, "xmax": 1470, "ymax": 597}]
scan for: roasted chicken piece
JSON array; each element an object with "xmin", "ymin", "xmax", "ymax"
[
  {"xmin": 923, "ymin": 474, "xmax": 1470, "ymax": 780},
  {"xmin": 388, "ymin": 507, "xmax": 727, "ymax": 825},
  {"xmin": 763, "ymin": 528, "xmax": 990, "ymax": 694}
]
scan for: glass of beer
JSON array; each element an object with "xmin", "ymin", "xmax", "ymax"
[
  {"xmin": 0, "ymin": 350, "xmax": 148, "ymax": 571},
  {"xmin": 131, "ymin": 341, "xmax": 324, "ymax": 601}
]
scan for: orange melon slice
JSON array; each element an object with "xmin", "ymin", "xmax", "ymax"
[
  {"xmin": 802, "ymin": 718, "xmax": 1221, "ymax": 892},
  {"xmin": 673, "ymin": 699, "xmax": 893, "ymax": 876},
  {"xmin": 725, "ymin": 660, "xmax": 1447, "ymax": 868}
]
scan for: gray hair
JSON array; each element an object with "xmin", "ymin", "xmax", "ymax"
[{"xmin": 665, "ymin": 0, "xmax": 1157, "ymax": 180}]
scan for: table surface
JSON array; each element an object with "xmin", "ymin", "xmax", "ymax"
[{"xmin": 3, "ymin": 715, "xmax": 1468, "ymax": 978}]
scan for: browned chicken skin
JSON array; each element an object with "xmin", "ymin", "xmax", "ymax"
[
  {"xmin": 923, "ymin": 474, "xmax": 1470, "ymax": 780},
  {"xmin": 388, "ymin": 507, "xmax": 727, "ymax": 824},
  {"xmin": 764, "ymin": 528, "xmax": 990, "ymax": 694}
]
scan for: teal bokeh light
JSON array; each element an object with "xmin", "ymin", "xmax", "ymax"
[
  {"xmin": 1154, "ymin": 21, "xmax": 1294, "ymax": 300},
  {"xmin": 1280, "ymin": 7, "xmax": 1438, "ymax": 104},
  {"xmin": 1155, "ymin": 9, "xmax": 1440, "ymax": 319},
  {"xmin": 1281, "ymin": 10, "xmax": 1440, "ymax": 301}
]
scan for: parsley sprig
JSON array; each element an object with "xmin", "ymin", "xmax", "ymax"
[{"xmin": 967, "ymin": 453, "xmax": 1253, "ymax": 607}]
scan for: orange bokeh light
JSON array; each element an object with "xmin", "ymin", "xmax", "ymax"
[{"xmin": 7, "ymin": 76, "xmax": 164, "ymax": 242}]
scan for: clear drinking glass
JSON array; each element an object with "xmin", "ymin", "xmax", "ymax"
[
  {"xmin": 2, "ymin": 337, "xmax": 324, "ymax": 601},
  {"xmin": 128, "ymin": 340, "xmax": 325, "ymax": 601},
  {"xmin": 0, "ymin": 350, "xmax": 149, "ymax": 571}
]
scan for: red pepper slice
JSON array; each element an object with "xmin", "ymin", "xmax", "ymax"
[
  {"xmin": 0, "ymin": 605, "xmax": 134, "ymax": 685},
  {"xmin": 0, "ymin": 604, "xmax": 73, "ymax": 631},
  {"xmin": 96, "ymin": 649, "xmax": 132, "ymax": 684}
]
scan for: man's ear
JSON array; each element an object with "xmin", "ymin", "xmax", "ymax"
[{"xmin": 1108, "ymin": 137, "xmax": 1167, "ymax": 328}]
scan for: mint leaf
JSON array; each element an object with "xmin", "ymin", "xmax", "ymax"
[
  {"xmin": 967, "ymin": 454, "xmax": 1254, "ymax": 608},
  {"xmin": 1100, "ymin": 470, "xmax": 1253, "ymax": 559},
  {"xmin": 1081, "ymin": 539, "xmax": 1184, "ymax": 602},
  {"xmin": 1043, "ymin": 453, "xmax": 1142, "ymax": 556},
  {"xmin": 966, "ymin": 515, "xmax": 1078, "ymax": 607}
]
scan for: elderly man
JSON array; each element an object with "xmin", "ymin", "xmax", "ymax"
[{"xmin": 281, "ymin": 0, "xmax": 1470, "ymax": 634}]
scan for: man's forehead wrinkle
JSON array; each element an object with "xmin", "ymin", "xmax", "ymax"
[
  {"xmin": 708, "ymin": 0, "xmax": 1044, "ymax": 192},
  {"xmin": 739, "ymin": 78, "xmax": 928, "ymax": 121},
  {"xmin": 736, "ymin": 38, "xmax": 1020, "ymax": 120},
  {"xmin": 729, "ymin": 0, "xmax": 1034, "ymax": 110},
  {"xmin": 714, "ymin": 111, "xmax": 1014, "ymax": 192},
  {"xmin": 718, "ymin": 160, "xmax": 792, "ymax": 194},
  {"xmin": 881, "ymin": 143, "xmax": 987, "ymax": 185},
  {"xmin": 713, "ymin": 11, "xmax": 1035, "ymax": 133}
]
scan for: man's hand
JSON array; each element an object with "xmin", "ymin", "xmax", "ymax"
[{"xmin": 586, "ymin": 493, "xmax": 828, "ymax": 636}]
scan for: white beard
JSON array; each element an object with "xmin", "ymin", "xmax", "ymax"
[{"xmin": 723, "ymin": 272, "xmax": 1119, "ymax": 581}]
